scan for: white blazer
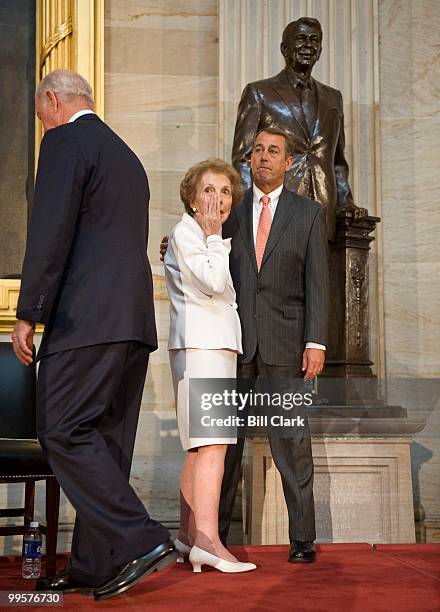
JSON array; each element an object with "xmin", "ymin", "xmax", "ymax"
[{"xmin": 164, "ymin": 213, "xmax": 242, "ymax": 353}]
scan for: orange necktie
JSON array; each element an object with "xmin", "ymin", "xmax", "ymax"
[{"xmin": 255, "ymin": 195, "xmax": 272, "ymax": 271}]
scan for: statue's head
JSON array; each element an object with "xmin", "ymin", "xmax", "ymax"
[{"xmin": 280, "ymin": 17, "xmax": 322, "ymax": 73}]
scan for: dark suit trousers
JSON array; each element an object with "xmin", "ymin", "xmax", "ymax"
[
  {"xmin": 36, "ymin": 342, "xmax": 169, "ymax": 587},
  {"xmin": 219, "ymin": 348, "xmax": 316, "ymax": 544}
]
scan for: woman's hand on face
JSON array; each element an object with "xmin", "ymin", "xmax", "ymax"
[{"xmin": 196, "ymin": 191, "xmax": 222, "ymax": 237}]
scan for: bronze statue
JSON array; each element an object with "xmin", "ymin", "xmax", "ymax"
[{"xmin": 232, "ymin": 16, "xmax": 367, "ymax": 240}]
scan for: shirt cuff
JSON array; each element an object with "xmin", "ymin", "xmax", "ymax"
[
  {"xmin": 206, "ymin": 235, "xmax": 232, "ymax": 251},
  {"xmin": 206, "ymin": 234, "xmax": 224, "ymax": 243},
  {"xmin": 305, "ymin": 342, "xmax": 326, "ymax": 351}
]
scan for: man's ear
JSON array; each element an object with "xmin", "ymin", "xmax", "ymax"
[
  {"xmin": 46, "ymin": 89, "xmax": 59, "ymax": 112},
  {"xmin": 280, "ymin": 42, "xmax": 288, "ymax": 60},
  {"xmin": 285, "ymin": 155, "xmax": 294, "ymax": 172}
]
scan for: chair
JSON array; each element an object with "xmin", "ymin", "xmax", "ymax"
[{"xmin": 0, "ymin": 342, "xmax": 60, "ymax": 575}]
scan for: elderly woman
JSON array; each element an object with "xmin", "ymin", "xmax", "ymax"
[{"xmin": 164, "ymin": 159, "xmax": 256, "ymax": 574}]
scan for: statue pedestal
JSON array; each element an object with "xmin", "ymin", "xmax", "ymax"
[
  {"xmin": 242, "ymin": 415, "xmax": 425, "ymax": 544},
  {"xmin": 325, "ymin": 212, "xmax": 380, "ymax": 379}
]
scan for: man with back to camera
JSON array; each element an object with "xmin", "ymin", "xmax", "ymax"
[
  {"xmin": 12, "ymin": 69, "xmax": 177, "ymax": 600},
  {"xmin": 219, "ymin": 127, "xmax": 329, "ymax": 562}
]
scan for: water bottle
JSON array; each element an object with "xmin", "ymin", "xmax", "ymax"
[{"xmin": 22, "ymin": 521, "xmax": 42, "ymax": 579}]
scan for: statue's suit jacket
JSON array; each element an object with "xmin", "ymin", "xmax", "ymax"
[
  {"xmin": 224, "ymin": 187, "xmax": 329, "ymax": 367},
  {"xmin": 17, "ymin": 113, "xmax": 157, "ymax": 359},
  {"xmin": 232, "ymin": 68, "xmax": 354, "ymax": 240}
]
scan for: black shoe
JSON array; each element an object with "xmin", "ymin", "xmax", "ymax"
[
  {"xmin": 35, "ymin": 570, "xmax": 94, "ymax": 594},
  {"xmin": 93, "ymin": 540, "xmax": 178, "ymax": 601},
  {"xmin": 288, "ymin": 541, "xmax": 316, "ymax": 563}
]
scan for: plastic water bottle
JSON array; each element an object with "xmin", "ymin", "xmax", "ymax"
[{"xmin": 22, "ymin": 521, "xmax": 42, "ymax": 579}]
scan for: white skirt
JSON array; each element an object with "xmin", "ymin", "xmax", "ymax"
[{"xmin": 169, "ymin": 348, "xmax": 238, "ymax": 451}]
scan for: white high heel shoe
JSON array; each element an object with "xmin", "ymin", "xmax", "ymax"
[
  {"xmin": 174, "ymin": 538, "xmax": 192, "ymax": 563},
  {"xmin": 189, "ymin": 546, "xmax": 257, "ymax": 573}
]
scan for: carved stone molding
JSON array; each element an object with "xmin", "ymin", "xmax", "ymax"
[{"xmin": 245, "ymin": 436, "xmax": 416, "ymax": 544}]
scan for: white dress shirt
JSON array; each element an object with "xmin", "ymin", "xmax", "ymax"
[
  {"xmin": 252, "ymin": 184, "xmax": 325, "ymax": 352},
  {"xmin": 68, "ymin": 109, "xmax": 96, "ymax": 123}
]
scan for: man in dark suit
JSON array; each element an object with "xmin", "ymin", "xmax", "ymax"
[
  {"xmin": 232, "ymin": 16, "xmax": 365, "ymax": 241},
  {"xmin": 11, "ymin": 69, "xmax": 176, "ymax": 600},
  {"xmin": 220, "ymin": 127, "xmax": 329, "ymax": 562}
]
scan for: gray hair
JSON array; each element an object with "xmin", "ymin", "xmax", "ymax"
[{"xmin": 36, "ymin": 69, "xmax": 94, "ymax": 106}]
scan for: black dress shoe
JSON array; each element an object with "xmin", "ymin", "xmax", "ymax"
[
  {"xmin": 35, "ymin": 570, "xmax": 93, "ymax": 594},
  {"xmin": 288, "ymin": 541, "xmax": 316, "ymax": 563},
  {"xmin": 94, "ymin": 539, "xmax": 178, "ymax": 601}
]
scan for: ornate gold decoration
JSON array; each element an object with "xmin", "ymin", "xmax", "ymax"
[
  {"xmin": 0, "ymin": 280, "xmax": 43, "ymax": 333},
  {"xmin": 39, "ymin": 18, "xmax": 73, "ymax": 73},
  {"xmin": 35, "ymin": 1, "xmax": 104, "ymax": 152},
  {"xmin": 1, "ymin": 2, "xmax": 106, "ymax": 334}
]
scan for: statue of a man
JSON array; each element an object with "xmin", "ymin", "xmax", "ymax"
[{"xmin": 232, "ymin": 16, "xmax": 366, "ymax": 240}]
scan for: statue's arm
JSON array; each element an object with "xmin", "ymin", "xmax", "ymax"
[
  {"xmin": 231, "ymin": 83, "xmax": 262, "ymax": 189},
  {"xmin": 334, "ymin": 91, "xmax": 355, "ymax": 210},
  {"xmin": 335, "ymin": 92, "xmax": 368, "ymax": 216}
]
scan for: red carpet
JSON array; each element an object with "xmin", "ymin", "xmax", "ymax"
[{"xmin": 1, "ymin": 544, "xmax": 439, "ymax": 611}]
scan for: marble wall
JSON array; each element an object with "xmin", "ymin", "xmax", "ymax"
[
  {"xmin": 379, "ymin": 0, "xmax": 440, "ymax": 378},
  {"xmin": 378, "ymin": 0, "xmax": 440, "ymax": 540}
]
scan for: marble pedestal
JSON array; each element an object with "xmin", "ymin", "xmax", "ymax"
[{"xmin": 244, "ymin": 430, "xmax": 419, "ymax": 545}]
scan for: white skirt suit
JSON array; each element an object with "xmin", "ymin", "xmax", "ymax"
[{"xmin": 164, "ymin": 213, "xmax": 242, "ymax": 450}]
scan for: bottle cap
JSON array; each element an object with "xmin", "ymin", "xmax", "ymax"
[{"xmin": 30, "ymin": 521, "xmax": 39, "ymax": 528}]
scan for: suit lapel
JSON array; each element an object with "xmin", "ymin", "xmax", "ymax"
[
  {"xmin": 271, "ymin": 70, "xmax": 309, "ymax": 140},
  {"xmin": 236, "ymin": 189, "xmax": 258, "ymax": 275},
  {"xmin": 260, "ymin": 187, "xmax": 297, "ymax": 269}
]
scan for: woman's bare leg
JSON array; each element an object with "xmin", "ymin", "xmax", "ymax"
[
  {"xmin": 178, "ymin": 450, "xmax": 197, "ymax": 544},
  {"xmin": 192, "ymin": 444, "xmax": 237, "ymax": 562}
]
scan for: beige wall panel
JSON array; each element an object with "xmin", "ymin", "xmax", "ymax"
[
  {"xmin": 105, "ymin": 27, "xmax": 217, "ymax": 76},
  {"xmin": 107, "ymin": 121, "xmax": 217, "ymax": 171},
  {"xmin": 379, "ymin": 0, "xmax": 440, "ymax": 118},
  {"xmin": 145, "ymin": 170, "xmax": 188, "ymax": 214},
  {"xmin": 106, "ymin": 0, "xmax": 217, "ymax": 30},
  {"xmin": 378, "ymin": 0, "xmax": 440, "ymax": 379},
  {"xmin": 380, "ymin": 117, "xmax": 440, "ymax": 266},
  {"xmin": 105, "ymin": 74, "xmax": 217, "ymax": 122},
  {"xmin": 379, "ymin": 4, "xmax": 439, "ymax": 538},
  {"xmin": 382, "ymin": 262, "xmax": 440, "ymax": 378}
]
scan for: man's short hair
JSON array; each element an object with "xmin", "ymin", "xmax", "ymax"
[
  {"xmin": 36, "ymin": 69, "xmax": 94, "ymax": 106},
  {"xmin": 253, "ymin": 127, "xmax": 295, "ymax": 159},
  {"xmin": 282, "ymin": 17, "xmax": 323, "ymax": 47},
  {"xmin": 180, "ymin": 159, "xmax": 243, "ymax": 216}
]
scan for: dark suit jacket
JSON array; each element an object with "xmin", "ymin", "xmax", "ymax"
[
  {"xmin": 17, "ymin": 114, "xmax": 157, "ymax": 359},
  {"xmin": 231, "ymin": 68, "xmax": 353, "ymax": 240},
  {"xmin": 224, "ymin": 187, "xmax": 329, "ymax": 367}
]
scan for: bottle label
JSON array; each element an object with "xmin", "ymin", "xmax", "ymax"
[{"xmin": 24, "ymin": 540, "xmax": 42, "ymax": 559}]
